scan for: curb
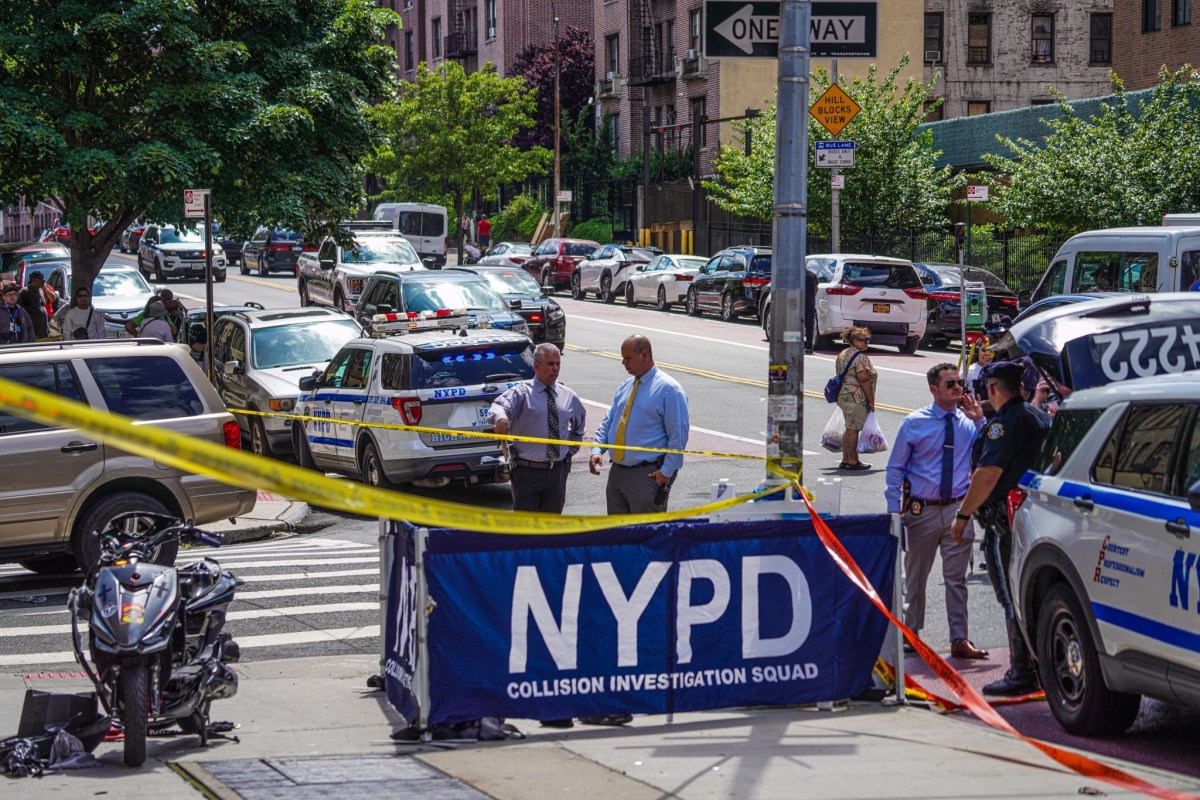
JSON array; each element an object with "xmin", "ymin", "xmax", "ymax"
[{"xmin": 217, "ymin": 501, "xmax": 311, "ymax": 545}]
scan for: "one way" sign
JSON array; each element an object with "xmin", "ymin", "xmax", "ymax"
[{"xmin": 705, "ymin": 1, "xmax": 878, "ymax": 59}]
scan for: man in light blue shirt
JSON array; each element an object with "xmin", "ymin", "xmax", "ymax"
[
  {"xmin": 885, "ymin": 362, "xmax": 989, "ymax": 660},
  {"xmin": 590, "ymin": 335, "xmax": 690, "ymax": 513}
]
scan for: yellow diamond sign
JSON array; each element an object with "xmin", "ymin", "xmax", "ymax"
[{"xmin": 809, "ymin": 84, "xmax": 861, "ymax": 137}]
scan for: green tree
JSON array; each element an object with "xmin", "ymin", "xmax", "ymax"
[
  {"xmin": 703, "ymin": 56, "xmax": 960, "ymax": 238},
  {"xmin": 0, "ymin": 0, "xmax": 399, "ymax": 289},
  {"xmin": 368, "ymin": 61, "xmax": 549, "ymax": 262},
  {"xmin": 982, "ymin": 67, "xmax": 1200, "ymax": 235}
]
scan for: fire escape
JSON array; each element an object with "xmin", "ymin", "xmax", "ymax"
[
  {"xmin": 627, "ymin": 0, "xmax": 673, "ymax": 88},
  {"xmin": 444, "ymin": 0, "xmax": 478, "ymax": 62}
]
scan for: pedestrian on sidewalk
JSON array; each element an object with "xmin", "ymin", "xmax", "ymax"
[
  {"xmin": 477, "ymin": 214, "xmax": 492, "ymax": 250},
  {"xmin": 0, "ymin": 282, "xmax": 35, "ymax": 345},
  {"xmin": 137, "ymin": 299, "xmax": 174, "ymax": 342},
  {"xmin": 951, "ymin": 361, "xmax": 1051, "ymax": 696},
  {"xmin": 55, "ymin": 286, "xmax": 106, "ymax": 340},
  {"xmin": 17, "ymin": 271, "xmax": 53, "ymax": 339},
  {"xmin": 488, "ymin": 343, "xmax": 586, "ymax": 513},
  {"xmin": 590, "ymin": 334, "xmax": 690, "ymax": 514},
  {"xmin": 885, "ymin": 362, "xmax": 989, "ymax": 660},
  {"xmin": 834, "ymin": 326, "xmax": 876, "ymax": 471}
]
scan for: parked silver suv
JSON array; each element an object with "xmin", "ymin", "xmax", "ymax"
[{"xmin": 0, "ymin": 339, "xmax": 256, "ymax": 574}]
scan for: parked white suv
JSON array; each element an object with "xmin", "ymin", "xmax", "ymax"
[
  {"xmin": 292, "ymin": 314, "xmax": 533, "ymax": 489},
  {"xmin": 808, "ymin": 254, "xmax": 928, "ymax": 353},
  {"xmin": 298, "ymin": 230, "xmax": 425, "ymax": 313},
  {"xmin": 0, "ymin": 339, "xmax": 255, "ymax": 574},
  {"xmin": 1012, "ymin": 374, "xmax": 1200, "ymax": 735}
]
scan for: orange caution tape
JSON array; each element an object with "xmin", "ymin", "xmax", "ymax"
[
  {"xmin": 873, "ymin": 659, "xmax": 1044, "ymax": 713},
  {"xmin": 804, "ymin": 496, "xmax": 1199, "ymax": 800}
]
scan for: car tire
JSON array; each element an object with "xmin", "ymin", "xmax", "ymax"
[
  {"xmin": 1036, "ymin": 583, "xmax": 1142, "ymax": 735},
  {"xmin": 720, "ymin": 292, "xmax": 736, "ymax": 322},
  {"xmin": 599, "ymin": 273, "xmax": 615, "ymax": 304},
  {"xmin": 360, "ymin": 439, "xmax": 396, "ymax": 489},
  {"xmin": 900, "ymin": 337, "xmax": 920, "ymax": 355},
  {"xmin": 816, "ymin": 333, "xmax": 838, "ymax": 350},
  {"xmin": 656, "ymin": 286, "xmax": 671, "ymax": 312},
  {"xmin": 239, "ymin": 258, "xmax": 248, "ymax": 276},
  {"xmin": 71, "ymin": 492, "xmax": 175, "ymax": 573},
  {"xmin": 249, "ymin": 416, "xmax": 271, "ymax": 457},
  {"xmin": 215, "ymin": 274, "xmax": 226, "ymax": 283},
  {"xmin": 293, "ymin": 426, "xmax": 316, "ymax": 470},
  {"xmin": 154, "ymin": 259, "xmax": 165, "ymax": 283},
  {"xmin": 686, "ymin": 288, "xmax": 701, "ymax": 316},
  {"xmin": 625, "ymin": 282, "xmax": 636, "ymax": 307},
  {"xmin": 762, "ymin": 304, "xmax": 772, "ymax": 337},
  {"xmin": 17, "ymin": 555, "xmax": 79, "ymax": 575},
  {"xmin": 334, "ymin": 289, "xmax": 346, "ymax": 314},
  {"xmin": 299, "ymin": 280, "xmax": 310, "ymax": 306},
  {"xmin": 570, "ymin": 272, "xmax": 584, "ymax": 300},
  {"xmin": 259, "ymin": 259, "xmax": 269, "ymax": 277},
  {"xmin": 541, "ymin": 268, "xmax": 553, "ymax": 292}
]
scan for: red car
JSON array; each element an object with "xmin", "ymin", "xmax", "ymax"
[{"xmin": 519, "ymin": 238, "xmax": 599, "ymax": 292}]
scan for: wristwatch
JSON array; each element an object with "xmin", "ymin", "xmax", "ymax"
[{"xmin": 955, "ymin": 510, "xmax": 971, "ymax": 521}]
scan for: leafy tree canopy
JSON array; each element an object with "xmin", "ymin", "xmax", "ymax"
[
  {"xmin": 509, "ymin": 25, "xmax": 594, "ymax": 153},
  {"xmin": 368, "ymin": 60, "xmax": 549, "ymax": 259},
  {"xmin": 703, "ymin": 55, "xmax": 960, "ymax": 238},
  {"xmin": 0, "ymin": 0, "xmax": 400, "ymax": 286},
  {"xmin": 982, "ymin": 66, "xmax": 1200, "ymax": 236}
]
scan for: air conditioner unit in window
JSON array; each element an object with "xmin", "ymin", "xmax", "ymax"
[
  {"xmin": 487, "ymin": 26, "xmax": 496, "ymax": 38},
  {"xmin": 686, "ymin": 48, "xmax": 699, "ymax": 60},
  {"xmin": 924, "ymin": 50, "xmax": 942, "ymax": 64},
  {"xmin": 606, "ymin": 70, "xmax": 617, "ymax": 80}
]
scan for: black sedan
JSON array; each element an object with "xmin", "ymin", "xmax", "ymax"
[
  {"xmin": 686, "ymin": 246, "xmax": 773, "ymax": 322},
  {"xmin": 451, "ymin": 265, "xmax": 566, "ymax": 350},
  {"xmin": 912, "ymin": 263, "xmax": 1019, "ymax": 347}
]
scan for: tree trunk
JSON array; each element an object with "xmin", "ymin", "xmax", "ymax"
[{"xmin": 67, "ymin": 204, "xmax": 138, "ymax": 295}]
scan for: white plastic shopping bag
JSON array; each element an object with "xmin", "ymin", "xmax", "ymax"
[
  {"xmin": 858, "ymin": 412, "xmax": 889, "ymax": 454},
  {"xmin": 820, "ymin": 407, "xmax": 845, "ymax": 452}
]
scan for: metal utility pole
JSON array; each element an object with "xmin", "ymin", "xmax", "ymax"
[
  {"xmin": 202, "ymin": 194, "xmax": 215, "ymax": 383},
  {"xmin": 768, "ymin": 0, "xmax": 812, "ymax": 483},
  {"xmin": 552, "ymin": 7, "xmax": 562, "ymax": 237},
  {"xmin": 830, "ymin": 59, "xmax": 840, "ymax": 253}
]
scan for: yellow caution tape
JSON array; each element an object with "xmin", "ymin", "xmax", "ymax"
[
  {"xmin": 227, "ymin": 407, "xmax": 769, "ymax": 463},
  {"xmin": 0, "ymin": 376, "xmax": 794, "ymax": 535}
]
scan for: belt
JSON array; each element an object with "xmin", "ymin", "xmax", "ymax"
[
  {"xmin": 910, "ymin": 495, "xmax": 965, "ymax": 506},
  {"xmin": 512, "ymin": 457, "xmax": 564, "ymax": 470},
  {"xmin": 613, "ymin": 457, "xmax": 664, "ymax": 469}
]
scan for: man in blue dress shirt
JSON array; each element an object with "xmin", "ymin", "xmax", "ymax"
[
  {"xmin": 885, "ymin": 362, "xmax": 990, "ymax": 660},
  {"xmin": 590, "ymin": 335, "xmax": 690, "ymax": 513}
]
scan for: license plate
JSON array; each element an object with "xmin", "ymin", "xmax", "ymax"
[
  {"xmin": 872, "ymin": 303, "xmax": 890, "ymax": 313},
  {"xmin": 446, "ymin": 403, "xmax": 491, "ymax": 428},
  {"xmin": 292, "ymin": 246, "xmax": 302, "ymax": 252}
]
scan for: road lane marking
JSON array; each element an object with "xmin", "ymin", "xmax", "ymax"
[{"xmin": 236, "ymin": 583, "xmax": 378, "ymax": 600}]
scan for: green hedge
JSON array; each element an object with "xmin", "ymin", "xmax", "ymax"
[
  {"xmin": 567, "ymin": 218, "xmax": 612, "ymax": 243},
  {"xmin": 491, "ymin": 194, "xmax": 548, "ymax": 243}
]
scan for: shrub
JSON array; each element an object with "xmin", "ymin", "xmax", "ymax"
[
  {"xmin": 492, "ymin": 194, "xmax": 548, "ymax": 242},
  {"xmin": 568, "ymin": 218, "xmax": 612, "ymax": 243}
]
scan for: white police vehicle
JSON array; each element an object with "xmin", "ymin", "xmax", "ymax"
[
  {"xmin": 1012, "ymin": 374, "xmax": 1200, "ymax": 735},
  {"xmin": 291, "ymin": 311, "xmax": 533, "ymax": 488}
]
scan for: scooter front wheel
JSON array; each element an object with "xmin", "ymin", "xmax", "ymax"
[{"xmin": 119, "ymin": 664, "xmax": 149, "ymax": 767}]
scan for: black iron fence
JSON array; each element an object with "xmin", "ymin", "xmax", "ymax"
[{"xmin": 498, "ymin": 173, "xmax": 639, "ymax": 242}]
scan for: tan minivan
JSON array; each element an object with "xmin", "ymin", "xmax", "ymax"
[{"xmin": 0, "ymin": 339, "xmax": 256, "ymax": 573}]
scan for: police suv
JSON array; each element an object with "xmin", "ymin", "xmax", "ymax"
[
  {"xmin": 291, "ymin": 311, "xmax": 533, "ymax": 489},
  {"xmin": 1012, "ymin": 374, "xmax": 1200, "ymax": 735}
]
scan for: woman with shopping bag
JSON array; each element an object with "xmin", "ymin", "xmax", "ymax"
[{"xmin": 834, "ymin": 326, "xmax": 877, "ymax": 471}]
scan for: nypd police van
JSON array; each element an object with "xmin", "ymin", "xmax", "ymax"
[
  {"xmin": 1011, "ymin": 374, "xmax": 1200, "ymax": 735},
  {"xmin": 291, "ymin": 312, "xmax": 533, "ymax": 489}
]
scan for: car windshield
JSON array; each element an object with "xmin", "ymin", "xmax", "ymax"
[
  {"xmin": 622, "ymin": 248, "xmax": 660, "ymax": 261},
  {"xmin": 565, "ymin": 243, "xmax": 597, "ymax": 257},
  {"xmin": 344, "ymin": 239, "xmax": 420, "ymax": 264},
  {"xmin": 402, "ymin": 280, "xmax": 505, "ymax": 312},
  {"xmin": 506, "ymin": 244, "xmax": 533, "ymax": 255},
  {"xmin": 160, "ymin": 228, "xmax": 205, "ymax": 244},
  {"xmin": 478, "ymin": 269, "xmax": 542, "ymax": 295},
  {"xmin": 251, "ymin": 319, "xmax": 362, "ymax": 369},
  {"xmin": 92, "ymin": 270, "xmax": 152, "ymax": 297},
  {"xmin": 843, "ymin": 262, "xmax": 920, "ymax": 289},
  {"xmin": 674, "ymin": 257, "xmax": 707, "ymax": 271}
]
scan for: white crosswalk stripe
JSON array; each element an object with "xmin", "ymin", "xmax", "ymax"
[{"xmin": 0, "ymin": 536, "xmax": 387, "ymax": 668}]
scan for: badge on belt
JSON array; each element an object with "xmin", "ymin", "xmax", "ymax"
[{"xmin": 909, "ymin": 500, "xmax": 923, "ymax": 517}]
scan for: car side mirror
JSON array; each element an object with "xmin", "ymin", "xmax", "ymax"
[
  {"xmin": 377, "ymin": 304, "xmax": 393, "ymax": 315},
  {"xmin": 319, "ymin": 258, "xmax": 335, "ymax": 270},
  {"xmin": 509, "ymin": 299, "xmax": 522, "ymax": 310},
  {"xmin": 223, "ymin": 360, "xmax": 243, "ymax": 375},
  {"xmin": 1017, "ymin": 289, "xmax": 1032, "ymax": 306},
  {"xmin": 540, "ymin": 286, "xmax": 550, "ymax": 297},
  {"xmin": 299, "ymin": 374, "xmax": 320, "ymax": 392},
  {"xmin": 1189, "ymin": 479, "xmax": 1200, "ymax": 513}
]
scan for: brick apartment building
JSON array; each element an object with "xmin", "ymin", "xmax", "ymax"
[
  {"xmin": 923, "ymin": 0, "xmax": 1116, "ymax": 120},
  {"xmin": 1111, "ymin": 0, "xmax": 1197, "ymax": 90}
]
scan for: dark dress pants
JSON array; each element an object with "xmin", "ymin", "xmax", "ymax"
[{"xmin": 511, "ymin": 460, "xmax": 570, "ymax": 513}]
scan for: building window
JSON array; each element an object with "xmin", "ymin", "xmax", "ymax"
[
  {"xmin": 691, "ymin": 97, "xmax": 707, "ymax": 148},
  {"xmin": 605, "ymin": 34, "xmax": 619, "ymax": 76},
  {"xmin": 1031, "ymin": 14, "xmax": 1054, "ymax": 63},
  {"xmin": 967, "ymin": 101, "xmax": 991, "ymax": 116},
  {"xmin": 405, "ymin": 30, "xmax": 414, "ymax": 71},
  {"xmin": 1030, "ymin": 98, "xmax": 1056, "ymax": 106},
  {"xmin": 967, "ymin": 14, "xmax": 991, "ymax": 65},
  {"xmin": 1090, "ymin": 13, "xmax": 1112, "ymax": 64},
  {"xmin": 923, "ymin": 100, "xmax": 944, "ymax": 122},
  {"xmin": 608, "ymin": 113, "xmax": 621, "ymax": 154},
  {"xmin": 1175, "ymin": 0, "xmax": 1192, "ymax": 25},
  {"xmin": 432, "ymin": 18, "xmax": 442, "ymax": 59},
  {"xmin": 1145, "ymin": 0, "xmax": 1162, "ymax": 31},
  {"xmin": 485, "ymin": 0, "xmax": 497, "ymax": 38},
  {"xmin": 689, "ymin": 10, "xmax": 701, "ymax": 53},
  {"xmin": 665, "ymin": 19, "xmax": 675, "ymax": 64},
  {"xmin": 924, "ymin": 13, "xmax": 943, "ymax": 62}
]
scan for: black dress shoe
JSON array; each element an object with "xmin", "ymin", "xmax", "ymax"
[
  {"xmin": 539, "ymin": 719, "xmax": 575, "ymax": 729},
  {"xmin": 982, "ymin": 669, "xmax": 1039, "ymax": 697},
  {"xmin": 579, "ymin": 714, "xmax": 632, "ymax": 726},
  {"xmin": 839, "ymin": 462, "xmax": 871, "ymax": 471}
]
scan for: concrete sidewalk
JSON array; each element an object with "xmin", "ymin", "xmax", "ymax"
[
  {"xmin": 204, "ymin": 490, "xmax": 312, "ymax": 544},
  {"xmin": 2, "ymin": 652, "xmax": 1198, "ymax": 799}
]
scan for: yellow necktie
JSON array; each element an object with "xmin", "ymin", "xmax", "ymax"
[{"xmin": 613, "ymin": 378, "xmax": 641, "ymax": 464}]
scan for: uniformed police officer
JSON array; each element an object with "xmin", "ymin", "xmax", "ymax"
[{"xmin": 949, "ymin": 360, "xmax": 1051, "ymax": 696}]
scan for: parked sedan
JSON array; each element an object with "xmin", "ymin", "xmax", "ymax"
[
  {"xmin": 2, "ymin": 244, "xmax": 70, "ymax": 284},
  {"xmin": 212, "ymin": 222, "xmax": 244, "ymax": 266},
  {"xmin": 210, "ymin": 307, "xmax": 363, "ymax": 456},
  {"xmin": 625, "ymin": 253, "xmax": 707, "ymax": 310},
  {"xmin": 451, "ymin": 265, "xmax": 566, "ymax": 349},
  {"xmin": 43, "ymin": 262, "xmax": 158, "ymax": 338},
  {"xmin": 913, "ymin": 262, "xmax": 1019, "ymax": 348},
  {"xmin": 240, "ymin": 227, "xmax": 305, "ymax": 276},
  {"xmin": 477, "ymin": 242, "xmax": 534, "ymax": 268},
  {"xmin": 519, "ymin": 238, "xmax": 599, "ymax": 291},
  {"xmin": 686, "ymin": 246, "xmax": 773, "ymax": 321},
  {"xmin": 118, "ymin": 222, "xmax": 146, "ymax": 254},
  {"xmin": 572, "ymin": 244, "xmax": 661, "ymax": 303}
]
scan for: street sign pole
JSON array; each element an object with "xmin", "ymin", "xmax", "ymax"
[
  {"xmin": 768, "ymin": 0, "xmax": 812, "ymax": 484},
  {"xmin": 203, "ymin": 193, "xmax": 215, "ymax": 383},
  {"xmin": 831, "ymin": 59, "xmax": 840, "ymax": 253}
]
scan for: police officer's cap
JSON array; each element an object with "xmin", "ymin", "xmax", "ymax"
[{"xmin": 981, "ymin": 360, "xmax": 1025, "ymax": 386}]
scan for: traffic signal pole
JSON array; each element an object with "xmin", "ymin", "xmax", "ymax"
[{"xmin": 767, "ymin": 0, "xmax": 813, "ymax": 485}]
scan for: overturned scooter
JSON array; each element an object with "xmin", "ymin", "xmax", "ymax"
[{"xmin": 67, "ymin": 512, "xmax": 242, "ymax": 767}]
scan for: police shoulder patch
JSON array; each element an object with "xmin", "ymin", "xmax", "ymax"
[{"xmin": 987, "ymin": 422, "xmax": 1005, "ymax": 440}]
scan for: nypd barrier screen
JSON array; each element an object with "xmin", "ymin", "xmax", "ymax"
[{"xmin": 385, "ymin": 517, "xmax": 895, "ymax": 726}]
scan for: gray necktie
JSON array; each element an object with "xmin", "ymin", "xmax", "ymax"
[{"xmin": 546, "ymin": 385, "xmax": 559, "ymax": 462}]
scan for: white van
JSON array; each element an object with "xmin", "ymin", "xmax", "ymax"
[
  {"xmin": 371, "ymin": 202, "xmax": 448, "ymax": 267},
  {"xmin": 1030, "ymin": 225, "xmax": 1200, "ymax": 304}
]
